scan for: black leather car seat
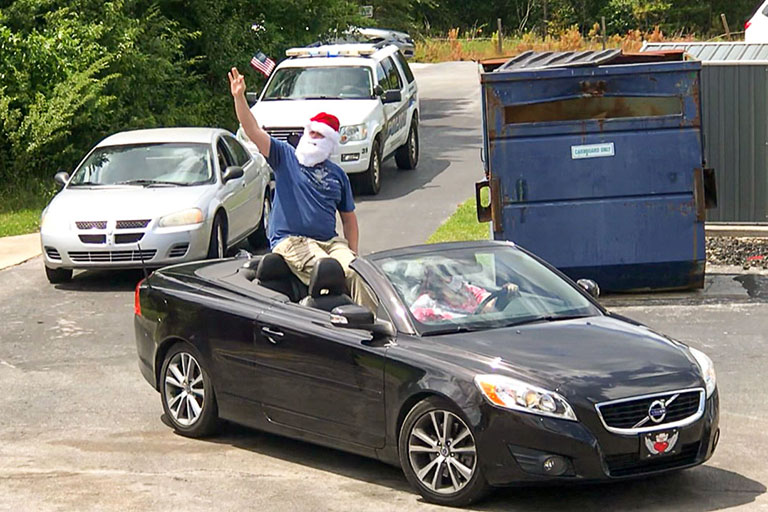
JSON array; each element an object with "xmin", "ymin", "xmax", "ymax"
[
  {"xmin": 299, "ymin": 258, "xmax": 354, "ymax": 311},
  {"xmin": 255, "ymin": 253, "xmax": 307, "ymax": 302}
]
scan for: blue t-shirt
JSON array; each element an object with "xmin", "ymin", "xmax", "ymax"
[{"xmin": 266, "ymin": 137, "xmax": 355, "ymax": 249}]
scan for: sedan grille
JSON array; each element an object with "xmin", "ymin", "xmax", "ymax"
[
  {"xmin": 596, "ymin": 389, "xmax": 704, "ymax": 434},
  {"xmin": 116, "ymin": 219, "xmax": 150, "ymax": 229},
  {"xmin": 265, "ymin": 127, "xmax": 303, "ymax": 148},
  {"xmin": 78, "ymin": 234, "xmax": 106, "ymax": 244},
  {"xmin": 114, "ymin": 233, "xmax": 144, "ymax": 244},
  {"xmin": 76, "ymin": 221, "xmax": 107, "ymax": 230},
  {"xmin": 604, "ymin": 442, "xmax": 700, "ymax": 477},
  {"xmin": 168, "ymin": 243, "xmax": 189, "ymax": 258},
  {"xmin": 68, "ymin": 250, "xmax": 156, "ymax": 263},
  {"xmin": 45, "ymin": 247, "xmax": 61, "ymax": 260}
]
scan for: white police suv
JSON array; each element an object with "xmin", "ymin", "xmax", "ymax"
[{"xmin": 240, "ymin": 43, "xmax": 419, "ymax": 195}]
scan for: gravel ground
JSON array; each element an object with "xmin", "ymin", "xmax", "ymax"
[{"xmin": 706, "ymin": 236, "xmax": 768, "ymax": 269}]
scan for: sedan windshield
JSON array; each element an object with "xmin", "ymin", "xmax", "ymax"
[
  {"xmin": 374, "ymin": 245, "xmax": 601, "ymax": 335},
  {"xmin": 69, "ymin": 143, "xmax": 213, "ymax": 187},
  {"xmin": 263, "ymin": 67, "xmax": 373, "ymax": 100}
]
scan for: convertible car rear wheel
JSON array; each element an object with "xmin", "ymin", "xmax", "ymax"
[
  {"xmin": 398, "ymin": 397, "xmax": 490, "ymax": 506},
  {"xmin": 160, "ymin": 343, "xmax": 219, "ymax": 438}
]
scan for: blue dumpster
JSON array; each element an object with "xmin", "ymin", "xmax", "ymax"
[{"xmin": 476, "ymin": 50, "xmax": 710, "ymax": 291}]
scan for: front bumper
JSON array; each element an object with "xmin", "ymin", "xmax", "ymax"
[
  {"xmin": 332, "ymin": 139, "xmax": 372, "ymax": 174},
  {"xmin": 41, "ymin": 220, "xmax": 211, "ymax": 270},
  {"xmin": 476, "ymin": 391, "xmax": 720, "ymax": 486}
]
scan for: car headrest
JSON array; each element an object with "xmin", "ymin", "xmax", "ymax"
[
  {"xmin": 256, "ymin": 253, "xmax": 293, "ymax": 281},
  {"xmin": 308, "ymin": 258, "xmax": 348, "ymax": 298}
]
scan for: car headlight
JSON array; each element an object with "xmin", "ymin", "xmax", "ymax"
[
  {"xmin": 339, "ymin": 124, "xmax": 368, "ymax": 144},
  {"xmin": 689, "ymin": 346, "xmax": 717, "ymax": 398},
  {"xmin": 40, "ymin": 210, "xmax": 69, "ymax": 232},
  {"xmin": 474, "ymin": 374, "xmax": 577, "ymax": 421},
  {"xmin": 158, "ymin": 208, "xmax": 204, "ymax": 228}
]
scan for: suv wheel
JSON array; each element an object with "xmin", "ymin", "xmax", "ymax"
[
  {"xmin": 356, "ymin": 138, "xmax": 382, "ymax": 195},
  {"xmin": 395, "ymin": 118, "xmax": 419, "ymax": 170}
]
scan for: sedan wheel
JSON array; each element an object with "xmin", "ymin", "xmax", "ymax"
[
  {"xmin": 399, "ymin": 397, "xmax": 490, "ymax": 506},
  {"xmin": 248, "ymin": 188, "xmax": 271, "ymax": 249},
  {"xmin": 207, "ymin": 214, "xmax": 227, "ymax": 259},
  {"xmin": 160, "ymin": 344, "xmax": 219, "ymax": 437}
]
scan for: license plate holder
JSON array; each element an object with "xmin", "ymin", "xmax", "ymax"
[{"xmin": 641, "ymin": 429, "xmax": 680, "ymax": 458}]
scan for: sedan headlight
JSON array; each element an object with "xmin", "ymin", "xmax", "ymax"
[
  {"xmin": 40, "ymin": 210, "xmax": 69, "ymax": 232},
  {"xmin": 339, "ymin": 124, "xmax": 368, "ymax": 144},
  {"xmin": 158, "ymin": 208, "xmax": 204, "ymax": 228},
  {"xmin": 689, "ymin": 346, "xmax": 717, "ymax": 398},
  {"xmin": 474, "ymin": 374, "xmax": 577, "ymax": 421}
]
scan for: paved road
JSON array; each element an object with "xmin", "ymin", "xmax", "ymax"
[{"xmin": 1, "ymin": 62, "xmax": 767, "ymax": 511}]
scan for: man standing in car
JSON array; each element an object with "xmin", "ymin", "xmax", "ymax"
[{"xmin": 228, "ymin": 67, "xmax": 374, "ymax": 310}]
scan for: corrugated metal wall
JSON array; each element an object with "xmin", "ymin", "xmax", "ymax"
[{"xmin": 702, "ymin": 65, "xmax": 768, "ymax": 222}]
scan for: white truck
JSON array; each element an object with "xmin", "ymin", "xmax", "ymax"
[{"xmin": 240, "ymin": 43, "xmax": 419, "ymax": 195}]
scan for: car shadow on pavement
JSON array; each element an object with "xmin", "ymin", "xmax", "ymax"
[
  {"xmin": 200, "ymin": 421, "xmax": 764, "ymax": 510},
  {"xmin": 475, "ymin": 466, "xmax": 765, "ymax": 511},
  {"xmin": 201, "ymin": 420, "xmax": 412, "ymax": 493},
  {"xmin": 54, "ymin": 269, "xmax": 146, "ymax": 292}
]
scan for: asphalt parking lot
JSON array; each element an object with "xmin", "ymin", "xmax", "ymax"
[{"xmin": 1, "ymin": 62, "xmax": 767, "ymax": 511}]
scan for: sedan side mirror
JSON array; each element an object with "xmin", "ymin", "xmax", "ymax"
[
  {"xmin": 222, "ymin": 165, "xmax": 244, "ymax": 183},
  {"xmin": 246, "ymin": 92, "xmax": 260, "ymax": 107},
  {"xmin": 382, "ymin": 89, "xmax": 402, "ymax": 104},
  {"xmin": 54, "ymin": 171, "xmax": 70, "ymax": 188},
  {"xmin": 577, "ymin": 279, "xmax": 600, "ymax": 299},
  {"xmin": 331, "ymin": 304, "xmax": 396, "ymax": 337}
]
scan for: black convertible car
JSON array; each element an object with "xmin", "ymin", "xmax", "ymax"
[{"xmin": 134, "ymin": 241, "xmax": 719, "ymax": 506}]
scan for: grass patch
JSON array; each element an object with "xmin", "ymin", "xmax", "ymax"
[
  {"xmin": 0, "ymin": 209, "xmax": 42, "ymax": 237},
  {"xmin": 0, "ymin": 178, "xmax": 55, "ymax": 237},
  {"xmin": 427, "ymin": 192, "xmax": 491, "ymax": 244}
]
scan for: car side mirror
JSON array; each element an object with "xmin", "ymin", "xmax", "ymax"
[
  {"xmin": 246, "ymin": 91, "xmax": 260, "ymax": 107},
  {"xmin": 222, "ymin": 165, "xmax": 244, "ymax": 182},
  {"xmin": 331, "ymin": 304, "xmax": 396, "ymax": 337},
  {"xmin": 577, "ymin": 279, "xmax": 600, "ymax": 299},
  {"xmin": 382, "ymin": 89, "xmax": 402, "ymax": 104},
  {"xmin": 373, "ymin": 84, "xmax": 384, "ymax": 97},
  {"xmin": 53, "ymin": 171, "xmax": 70, "ymax": 188}
]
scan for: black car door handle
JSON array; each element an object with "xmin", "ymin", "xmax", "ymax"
[{"xmin": 261, "ymin": 326, "xmax": 284, "ymax": 343}]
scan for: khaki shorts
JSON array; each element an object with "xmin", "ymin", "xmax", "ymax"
[{"xmin": 273, "ymin": 236, "xmax": 377, "ymax": 311}]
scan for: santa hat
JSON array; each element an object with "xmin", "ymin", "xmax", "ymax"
[{"xmin": 306, "ymin": 112, "xmax": 341, "ymax": 146}]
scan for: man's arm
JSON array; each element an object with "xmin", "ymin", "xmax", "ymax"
[
  {"xmin": 228, "ymin": 67, "xmax": 271, "ymax": 157},
  {"xmin": 339, "ymin": 211, "xmax": 359, "ymax": 254}
]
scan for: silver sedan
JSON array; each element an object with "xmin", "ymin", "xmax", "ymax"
[{"xmin": 40, "ymin": 127, "xmax": 272, "ymax": 284}]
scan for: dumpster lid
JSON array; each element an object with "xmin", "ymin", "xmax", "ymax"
[{"xmin": 481, "ymin": 49, "xmax": 686, "ymax": 72}]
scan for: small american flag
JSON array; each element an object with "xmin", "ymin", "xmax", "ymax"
[{"xmin": 250, "ymin": 52, "xmax": 276, "ymax": 77}]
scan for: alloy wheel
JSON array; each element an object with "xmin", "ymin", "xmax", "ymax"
[
  {"xmin": 409, "ymin": 127, "xmax": 418, "ymax": 162},
  {"xmin": 164, "ymin": 352, "xmax": 206, "ymax": 427},
  {"xmin": 373, "ymin": 152, "xmax": 381, "ymax": 189},
  {"xmin": 216, "ymin": 223, "xmax": 225, "ymax": 258},
  {"xmin": 407, "ymin": 410, "xmax": 478, "ymax": 495}
]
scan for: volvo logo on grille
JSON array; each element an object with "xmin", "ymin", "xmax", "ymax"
[{"xmin": 648, "ymin": 400, "xmax": 667, "ymax": 423}]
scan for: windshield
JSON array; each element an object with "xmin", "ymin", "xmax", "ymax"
[
  {"xmin": 263, "ymin": 66, "xmax": 373, "ymax": 100},
  {"xmin": 374, "ymin": 245, "xmax": 601, "ymax": 335},
  {"xmin": 69, "ymin": 143, "xmax": 213, "ymax": 186}
]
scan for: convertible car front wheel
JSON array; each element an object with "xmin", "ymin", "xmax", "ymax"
[
  {"xmin": 160, "ymin": 343, "xmax": 219, "ymax": 438},
  {"xmin": 398, "ymin": 397, "xmax": 490, "ymax": 506}
]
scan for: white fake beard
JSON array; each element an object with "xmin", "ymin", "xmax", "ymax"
[{"xmin": 295, "ymin": 132, "xmax": 335, "ymax": 167}]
